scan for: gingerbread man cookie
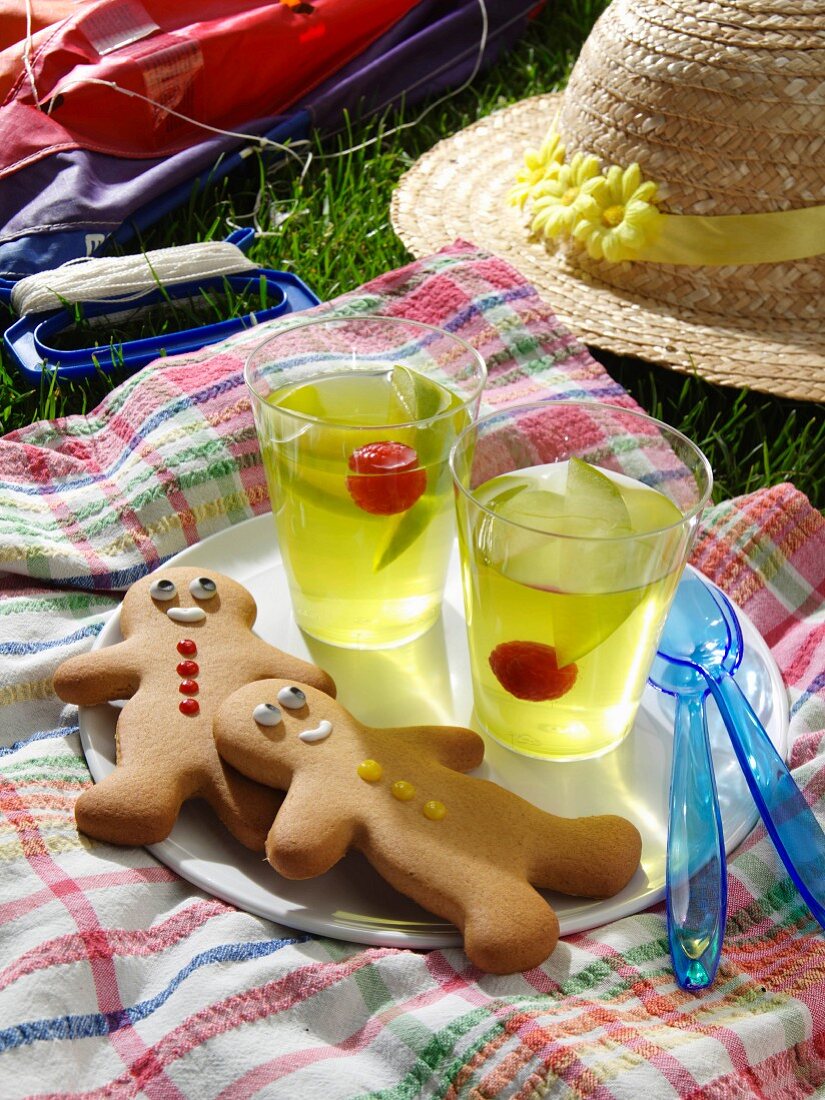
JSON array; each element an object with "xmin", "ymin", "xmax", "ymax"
[
  {"xmin": 54, "ymin": 568, "xmax": 335, "ymax": 849},
  {"xmin": 213, "ymin": 679, "xmax": 642, "ymax": 974}
]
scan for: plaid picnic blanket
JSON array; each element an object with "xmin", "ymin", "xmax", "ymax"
[{"xmin": 1, "ymin": 243, "xmax": 824, "ymax": 1098}]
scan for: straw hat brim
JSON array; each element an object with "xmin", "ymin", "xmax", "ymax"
[{"xmin": 390, "ymin": 93, "xmax": 825, "ymax": 404}]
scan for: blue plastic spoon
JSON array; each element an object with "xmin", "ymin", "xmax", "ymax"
[
  {"xmin": 649, "ymin": 645, "xmax": 727, "ymax": 991},
  {"xmin": 657, "ymin": 571, "xmax": 825, "ymax": 930}
]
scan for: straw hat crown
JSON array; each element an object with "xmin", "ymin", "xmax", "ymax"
[{"xmin": 556, "ymin": 0, "xmax": 825, "ymax": 321}]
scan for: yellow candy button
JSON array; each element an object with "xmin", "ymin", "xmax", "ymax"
[
  {"xmin": 357, "ymin": 759, "xmax": 382, "ymax": 783},
  {"xmin": 391, "ymin": 780, "xmax": 415, "ymax": 802},
  {"xmin": 422, "ymin": 800, "xmax": 447, "ymax": 821}
]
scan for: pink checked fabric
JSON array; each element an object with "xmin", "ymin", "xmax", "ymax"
[{"xmin": 1, "ymin": 243, "xmax": 824, "ymax": 1098}]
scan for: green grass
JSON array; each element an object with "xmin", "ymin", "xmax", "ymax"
[{"xmin": 1, "ymin": 0, "xmax": 823, "ymax": 509}]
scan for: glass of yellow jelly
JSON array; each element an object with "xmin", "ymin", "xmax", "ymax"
[
  {"xmin": 450, "ymin": 400, "xmax": 712, "ymax": 760},
  {"xmin": 245, "ymin": 315, "xmax": 486, "ymax": 649}
]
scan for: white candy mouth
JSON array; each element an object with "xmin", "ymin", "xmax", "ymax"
[
  {"xmin": 166, "ymin": 607, "xmax": 206, "ymax": 623},
  {"xmin": 298, "ymin": 720, "xmax": 332, "ymax": 743}
]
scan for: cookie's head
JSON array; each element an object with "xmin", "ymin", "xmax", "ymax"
[
  {"xmin": 214, "ymin": 678, "xmax": 357, "ymax": 779},
  {"xmin": 120, "ymin": 567, "xmax": 258, "ymax": 636}
]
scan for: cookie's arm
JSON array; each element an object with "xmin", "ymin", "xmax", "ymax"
[
  {"xmin": 53, "ymin": 640, "xmax": 142, "ymax": 705},
  {"xmin": 392, "ymin": 725, "xmax": 485, "ymax": 773},
  {"xmin": 266, "ymin": 780, "xmax": 357, "ymax": 879},
  {"xmin": 252, "ymin": 641, "xmax": 336, "ymax": 699}
]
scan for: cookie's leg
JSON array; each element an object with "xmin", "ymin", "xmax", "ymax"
[
  {"xmin": 532, "ymin": 814, "xmax": 642, "ymax": 899},
  {"xmin": 459, "ymin": 882, "xmax": 560, "ymax": 975},
  {"xmin": 372, "ymin": 848, "xmax": 561, "ymax": 975},
  {"xmin": 75, "ymin": 767, "xmax": 186, "ymax": 846},
  {"xmin": 202, "ymin": 766, "xmax": 282, "ymax": 852}
]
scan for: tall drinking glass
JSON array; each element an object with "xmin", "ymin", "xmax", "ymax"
[
  {"xmin": 245, "ymin": 315, "xmax": 486, "ymax": 649},
  {"xmin": 450, "ymin": 400, "xmax": 712, "ymax": 760}
]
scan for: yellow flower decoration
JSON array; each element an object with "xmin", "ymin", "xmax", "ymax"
[
  {"xmin": 529, "ymin": 153, "xmax": 602, "ymax": 240},
  {"xmin": 507, "ymin": 130, "xmax": 566, "ymax": 209},
  {"xmin": 572, "ymin": 163, "xmax": 662, "ymax": 262}
]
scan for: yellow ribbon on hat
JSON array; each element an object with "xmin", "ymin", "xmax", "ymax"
[
  {"xmin": 636, "ymin": 206, "xmax": 825, "ymax": 265},
  {"xmin": 511, "ymin": 138, "xmax": 825, "ymax": 266}
]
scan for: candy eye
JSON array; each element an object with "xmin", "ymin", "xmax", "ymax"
[
  {"xmin": 253, "ymin": 703, "xmax": 282, "ymax": 727},
  {"xmin": 189, "ymin": 577, "xmax": 218, "ymax": 600},
  {"xmin": 150, "ymin": 578, "xmax": 177, "ymax": 601},
  {"xmin": 277, "ymin": 686, "xmax": 306, "ymax": 710}
]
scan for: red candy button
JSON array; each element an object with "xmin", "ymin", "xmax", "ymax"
[
  {"xmin": 176, "ymin": 660, "xmax": 199, "ymax": 677},
  {"xmin": 179, "ymin": 680, "xmax": 199, "ymax": 696},
  {"xmin": 179, "ymin": 698, "xmax": 200, "ymax": 716},
  {"xmin": 177, "ymin": 639, "xmax": 197, "ymax": 656}
]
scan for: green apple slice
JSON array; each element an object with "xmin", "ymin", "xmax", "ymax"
[
  {"xmin": 487, "ymin": 459, "xmax": 681, "ymax": 667},
  {"xmin": 563, "ymin": 455, "xmax": 632, "ymax": 537},
  {"xmin": 553, "ymin": 459, "xmax": 636, "ymax": 665}
]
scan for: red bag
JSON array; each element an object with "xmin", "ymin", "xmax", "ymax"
[{"xmin": 0, "ymin": 0, "xmax": 422, "ymax": 174}]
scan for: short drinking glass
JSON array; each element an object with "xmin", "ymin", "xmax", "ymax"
[
  {"xmin": 450, "ymin": 400, "xmax": 712, "ymax": 760},
  {"xmin": 245, "ymin": 314, "xmax": 487, "ymax": 649}
]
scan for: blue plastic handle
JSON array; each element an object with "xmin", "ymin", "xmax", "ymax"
[
  {"xmin": 3, "ymin": 267, "xmax": 319, "ymax": 382},
  {"xmin": 666, "ymin": 688, "xmax": 727, "ymax": 990},
  {"xmin": 706, "ymin": 671, "xmax": 825, "ymax": 928}
]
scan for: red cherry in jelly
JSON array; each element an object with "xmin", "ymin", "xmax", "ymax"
[
  {"xmin": 488, "ymin": 640, "xmax": 577, "ymax": 701},
  {"xmin": 346, "ymin": 441, "xmax": 426, "ymax": 515}
]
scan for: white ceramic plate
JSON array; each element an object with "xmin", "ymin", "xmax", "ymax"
[{"xmin": 79, "ymin": 514, "xmax": 789, "ymax": 949}]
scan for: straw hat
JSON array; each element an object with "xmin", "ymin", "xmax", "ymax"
[{"xmin": 390, "ymin": 0, "xmax": 825, "ymax": 402}]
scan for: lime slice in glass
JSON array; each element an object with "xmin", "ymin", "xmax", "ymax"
[
  {"xmin": 388, "ymin": 363, "xmax": 447, "ymax": 422},
  {"xmin": 373, "ymin": 495, "xmax": 437, "ymax": 572}
]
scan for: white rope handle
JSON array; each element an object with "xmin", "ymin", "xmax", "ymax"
[{"xmin": 10, "ymin": 241, "xmax": 259, "ymax": 315}]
